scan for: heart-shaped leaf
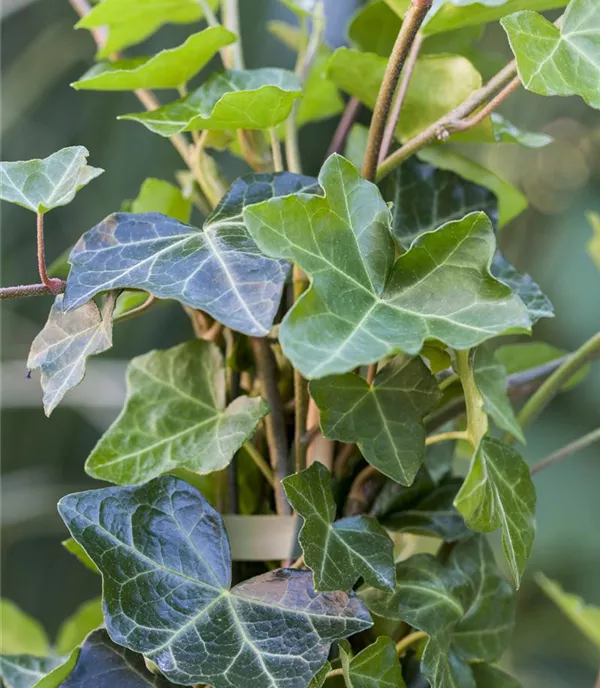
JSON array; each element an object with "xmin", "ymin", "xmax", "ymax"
[
  {"xmin": 244, "ymin": 155, "xmax": 530, "ymax": 379},
  {"xmin": 121, "ymin": 69, "xmax": 302, "ymax": 136},
  {"xmin": 27, "ymin": 293, "xmax": 116, "ymax": 416},
  {"xmin": 58, "ymin": 475, "xmax": 372, "ymax": 688},
  {"xmin": 502, "ymin": 0, "xmax": 600, "ymax": 110},
  {"xmin": 73, "ymin": 27, "xmax": 235, "ymax": 91},
  {"xmin": 0, "ymin": 147, "xmax": 103, "ymax": 214},
  {"xmin": 130, "ymin": 178, "xmax": 192, "ymax": 223},
  {"xmin": 340, "ymin": 636, "xmax": 407, "ymax": 687},
  {"xmin": 63, "ymin": 172, "xmax": 319, "ymax": 336},
  {"xmin": 310, "ymin": 357, "xmax": 441, "ymax": 485},
  {"xmin": 283, "ymin": 462, "xmax": 395, "ymax": 592},
  {"xmin": 454, "ymin": 437, "xmax": 536, "ymax": 586},
  {"xmin": 76, "ymin": 0, "xmax": 220, "ymax": 58},
  {"xmin": 0, "ymin": 654, "xmax": 77, "ymax": 688},
  {"xmin": 85, "ymin": 340, "xmax": 267, "ymax": 485}
]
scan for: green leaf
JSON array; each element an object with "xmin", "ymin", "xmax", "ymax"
[
  {"xmin": 536, "ymin": 573, "xmax": 600, "ymax": 650},
  {"xmin": 283, "ymin": 462, "xmax": 395, "ymax": 592},
  {"xmin": 130, "ymin": 177, "xmax": 192, "ymax": 223},
  {"xmin": 0, "ymin": 147, "xmax": 102, "ymax": 214},
  {"xmin": 454, "ymin": 437, "xmax": 536, "ymax": 586},
  {"xmin": 244, "ymin": 155, "xmax": 530, "ymax": 379},
  {"xmin": 120, "ymin": 69, "xmax": 302, "ymax": 136},
  {"xmin": 587, "ymin": 211, "xmax": 600, "ymax": 269},
  {"xmin": 327, "ymin": 48, "xmax": 490, "ymax": 142},
  {"xmin": 76, "ymin": 0, "xmax": 220, "ymax": 58},
  {"xmin": 0, "ymin": 654, "xmax": 76, "ymax": 688},
  {"xmin": 85, "ymin": 340, "xmax": 267, "ymax": 485},
  {"xmin": 491, "ymin": 114, "xmax": 553, "ymax": 148},
  {"xmin": 61, "ymin": 538, "xmax": 99, "ymax": 574},
  {"xmin": 63, "ymin": 172, "xmax": 319, "ymax": 336},
  {"xmin": 308, "ymin": 662, "xmax": 331, "ymax": 688},
  {"xmin": 54, "ymin": 599, "xmax": 103, "ymax": 656},
  {"xmin": 27, "ymin": 293, "xmax": 116, "ymax": 416},
  {"xmin": 348, "ymin": 2, "xmax": 402, "ymax": 57},
  {"xmin": 340, "ymin": 636, "xmax": 406, "ymax": 688},
  {"xmin": 471, "ymin": 664, "xmax": 522, "ymax": 688},
  {"xmin": 58, "ymin": 475, "xmax": 372, "ymax": 687},
  {"xmin": 310, "ymin": 357, "xmax": 440, "ymax": 485},
  {"xmin": 473, "ymin": 346, "xmax": 525, "ymax": 443},
  {"xmin": 502, "ymin": 0, "xmax": 600, "ymax": 110},
  {"xmin": 280, "ymin": 0, "xmax": 320, "ymax": 17},
  {"xmin": 0, "ymin": 601, "xmax": 49, "ymax": 656},
  {"xmin": 72, "ymin": 27, "xmax": 235, "ymax": 91}
]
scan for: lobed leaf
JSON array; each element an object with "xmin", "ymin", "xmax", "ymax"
[
  {"xmin": 120, "ymin": 68, "xmax": 302, "ymax": 136},
  {"xmin": 310, "ymin": 357, "xmax": 441, "ymax": 485},
  {"xmin": 86, "ymin": 340, "xmax": 267, "ymax": 485},
  {"xmin": 340, "ymin": 636, "xmax": 407, "ymax": 687},
  {"xmin": 130, "ymin": 178, "xmax": 192, "ymax": 223},
  {"xmin": 0, "ymin": 147, "xmax": 102, "ymax": 214},
  {"xmin": 27, "ymin": 293, "xmax": 116, "ymax": 416},
  {"xmin": 244, "ymin": 155, "xmax": 530, "ymax": 379},
  {"xmin": 283, "ymin": 462, "xmax": 396, "ymax": 592}
]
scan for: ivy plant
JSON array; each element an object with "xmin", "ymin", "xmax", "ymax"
[{"xmin": 1, "ymin": 0, "xmax": 599, "ymax": 686}]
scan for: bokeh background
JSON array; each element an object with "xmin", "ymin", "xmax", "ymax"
[{"xmin": 1, "ymin": 1, "xmax": 599, "ymax": 686}]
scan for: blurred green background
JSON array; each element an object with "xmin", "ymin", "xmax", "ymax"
[{"xmin": 1, "ymin": 1, "xmax": 599, "ymax": 686}]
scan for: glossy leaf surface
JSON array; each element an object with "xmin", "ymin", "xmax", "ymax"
[
  {"xmin": 283, "ymin": 463, "xmax": 395, "ymax": 592},
  {"xmin": 340, "ymin": 636, "xmax": 406, "ymax": 687}
]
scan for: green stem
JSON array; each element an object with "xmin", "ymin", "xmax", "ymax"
[
  {"xmin": 455, "ymin": 349, "xmax": 488, "ymax": 447},
  {"xmin": 530, "ymin": 427, "xmax": 600, "ymax": 476},
  {"xmin": 395, "ymin": 630, "xmax": 428, "ymax": 655},
  {"xmin": 243, "ymin": 442, "xmax": 275, "ymax": 488}
]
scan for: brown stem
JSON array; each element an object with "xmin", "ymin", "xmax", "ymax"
[
  {"xmin": 36, "ymin": 213, "xmax": 62, "ymax": 293},
  {"xmin": 366, "ymin": 364, "xmax": 378, "ymax": 385},
  {"xmin": 326, "ymin": 97, "xmax": 361, "ymax": 158},
  {"xmin": 0, "ymin": 282, "xmax": 65, "ymax": 299},
  {"xmin": 530, "ymin": 427, "xmax": 600, "ymax": 477},
  {"xmin": 361, "ymin": 0, "xmax": 432, "ymax": 182}
]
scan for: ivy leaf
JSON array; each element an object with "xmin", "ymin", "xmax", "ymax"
[
  {"xmin": 63, "ymin": 172, "xmax": 319, "ymax": 336},
  {"xmin": 85, "ymin": 340, "xmax": 267, "ymax": 485},
  {"xmin": 0, "ymin": 147, "xmax": 102, "ymax": 214},
  {"xmin": 0, "ymin": 601, "xmax": 49, "ymax": 656},
  {"xmin": 130, "ymin": 178, "xmax": 192, "ymax": 223},
  {"xmin": 473, "ymin": 346, "xmax": 525, "ymax": 443},
  {"xmin": 348, "ymin": 1, "xmax": 402, "ymax": 57},
  {"xmin": 244, "ymin": 155, "xmax": 530, "ymax": 379},
  {"xmin": 76, "ymin": 0, "xmax": 220, "ymax": 58},
  {"xmin": 454, "ymin": 437, "xmax": 536, "ymax": 586},
  {"xmin": 58, "ymin": 475, "xmax": 372, "ymax": 688},
  {"xmin": 27, "ymin": 293, "xmax": 116, "ymax": 416},
  {"xmin": 340, "ymin": 636, "xmax": 407, "ymax": 688},
  {"xmin": 72, "ymin": 27, "xmax": 235, "ymax": 91},
  {"xmin": 310, "ymin": 357, "xmax": 441, "ymax": 485},
  {"xmin": 587, "ymin": 211, "xmax": 600, "ymax": 269},
  {"xmin": 62, "ymin": 538, "xmax": 99, "ymax": 574},
  {"xmin": 491, "ymin": 114, "xmax": 552, "ymax": 148},
  {"xmin": 283, "ymin": 462, "xmax": 395, "ymax": 592},
  {"xmin": 120, "ymin": 69, "xmax": 302, "ymax": 137},
  {"xmin": 502, "ymin": 0, "xmax": 600, "ymax": 110},
  {"xmin": 308, "ymin": 662, "xmax": 331, "ymax": 688},
  {"xmin": 471, "ymin": 664, "xmax": 522, "ymax": 688},
  {"xmin": 54, "ymin": 599, "xmax": 104, "ymax": 656},
  {"xmin": 0, "ymin": 654, "xmax": 77, "ymax": 688}
]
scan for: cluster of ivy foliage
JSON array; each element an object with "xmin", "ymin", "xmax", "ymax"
[{"xmin": 1, "ymin": 0, "xmax": 599, "ymax": 687}]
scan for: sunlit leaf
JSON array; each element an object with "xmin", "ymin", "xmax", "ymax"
[
  {"xmin": 340, "ymin": 636, "xmax": 407, "ymax": 687},
  {"xmin": 283, "ymin": 462, "xmax": 395, "ymax": 592},
  {"xmin": 120, "ymin": 69, "xmax": 302, "ymax": 136},
  {"xmin": 76, "ymin": 0, "xmax": 220, "ymax": 58},
  {"xmin": 86, "ymin": 340, "xmax": 267, "ymax": 485},
  {"xmin": 244, "ymin": 155, "xmax": 530, "ymax": 379},
  {"xmin": 63, "ymin": 172, "xmax": 319, "ymax": 336},
  {"xmin": 62, "ymin": 538, "xmax": 99, "ymax": 575},
  {"xmin": 0, "ymin": 601, "xmax": 49, "ymax": 656},
  {"xmin": 27, "ymin": 293, "xmax": 116, "ymax": 416},
  {"xmin": 471, "ymin": 664, "xmax": 522, "ymax": 688},
  {"xmin": 310, "ymin": 357, "xmax": 440, "ymax": 485},
  {"xmin": 587, "ymin": 211, "xmax": 600, "ymax": 269},
  {"xmin": 491, "ymin": 114, "xmax": 553, "ymax": 148},
  {"xmin": 0, "ymin": 654, "xmax": 77, "ymax": 688},
  {"xmin": 130, "ymin": 178, "xmax": 192, "ymax": 223},
  {"xmin": 54, "ymin": 599, "xmax": 104, "ymax": 656},
  {"xmin": 502, "ymin": 0, "xmax": 600, "ymax": 110},
  {"xmin": 72, "ymin": 27, "xmax": 235, "ymax": 91},
  {"xmin": 58, "ymin": 475, "xmax": 372, "ymax": 687},
  {"xmin": 0, "ymin": 147, "xmax": 102, "ymax": 214},
  {"xmin": 454, "ymin": 437, "xmax": 536, "ymax": 586}
]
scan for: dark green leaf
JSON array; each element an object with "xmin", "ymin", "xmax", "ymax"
[
  {"xmin": 63, "ymin": 172, "xmax": 319, "ymax": 336},
  {"xmin": 371, "ymin": 466, "xmax": 435, "ymax": 520},
  {"xmin": 0, "ymin": 601, "xmax": 49, "ymax": 656},
  {"xmin": 310, "ymin": 357, "xmax": 440, "ymax": 485},
  {"xmin": 308, "ymin": 661, "xmax": 331, "ymax": 688},
  {"xmin": 283, "ymin": 462, "xmax": 395, "ymax": 592},
  {"xmin": 454, "ymin": 437, "xmax": 536, "ymax": 586},
  {"xmin": 0, "ymin": 147, "xmax": 102, "ymax": 214},
  {"xmin": 85, "ymin": 340, "xmax": 267, "ymax": 485},
  {"xmin": 0, "ymin": 654, "xmax": 77, "ymax": 688},
  {"xmin": 62, "ymin": 539, "xmax": 99, "ymax": 575},
  {"xmin": 54, "ymin": 599, "xmax": 104, "ymax": 656},
  {"xmin": 491, "ymin": 114, "xmax": 552, "ymax": 148},
  {"xmin": 502, "ymin": 0, "xmax": 600, "ymax": 110},
  {"xmin": 471, "ymin": 664, "xmax": 522, "ymax": 688},
  {"xmin": 421, "ymin": 640, "xmax": 475, "ymax": 688},
  {"xmin": 340, "ymin": 636, "xmax": 406, "ymax": 687},
  {"xmin": 27, "ymin": 293, "xmax": 116, "ymax": 416},
  {"xmin": 244, "ymin": 155, "xmax": 530, "ymax": 378},
  {"xmin": 120, "ymin": 69, "xmax": 302, "ymax": 136},
  {"xmin": 130, "ymin": 178, "xmax": 192, "ymax": 223},
  {"xmin": 58, "ymin": 475, "xmax": 372, "ymax": 688}
]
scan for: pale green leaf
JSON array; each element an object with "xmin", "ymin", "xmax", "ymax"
[
  {"xmin": 471, "ymin": 664, "xmax": 522, "ymax": 688},
  {"xmin": 58, "ymin": 475, "xmax": 372, "ymax": 687},
  {"xmin": 502, "ymin": 0, "xmax": 600, "ymax": 110},
  {"xmin": 283, "ymin": 462, "xmax": 395, "ymax": 592},
  {"xmin": 130, "ymin": 178, "xmax": 192, "ymax": 223},
  {"xmin": 587, "ymin": 211, "xmax": 600, "ymax": 269},
  {"xmin": 0, "ymin": 147, "xmax": 102, "ymax": 214},
  {"xmin": 120, "ymin": 68, "xmax": 302, "ymax": 136},
  {"xmin": 491, "ymin": 114, "xmax": 553, "ymax": 147},
  {"xmin": 0, "ymin": 654, "xmax": 77, "ymax": 688},
  {"xmin": 27, "ymin": 293, "xmax": 116, "ymax": 416},
  {"xmin": 72, "ymin": 27, "xmax": 235, "ymax": 91},
  {"xmin": 85, "ymin": 340, "xmax": 267, "ymax": 485},
  {"xmin": 310, "ymin": 357, "xmax": 440, "ymax": 485},
  {"xmin": 340, "ymin": 636, "xmax": 406, "ymax": 688},
  {"xmin": 76, "ymin": 0, "xmax": 220, "ymax": 58},
  {"xmin": 61, "ymin": 538, "xmax": 99, "ymax": 575},
  {"xmin": 0, "ymin": 601, "xmax": 49, "ymax": 656},
  {"xmin": 536, "ymin": 573, "xmax": 600, "ymax": 650},
  {"xmin": 454, "ymin": 437, "xmax": 536, "ymax": 586},
  {"xmin": 280, "ymin": 0, "xmax": 320, "ymax": 17},
  {"xmin": 244, "ymin": 155, "xmax": 530, "ymax": 379},
  {"xmin": 54, "ymin": 599, "xmax": 103, "ymax": 656}
]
